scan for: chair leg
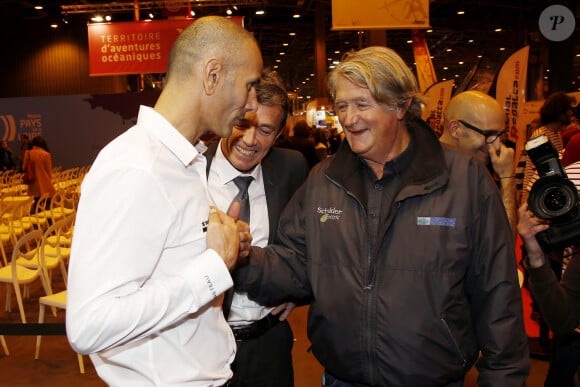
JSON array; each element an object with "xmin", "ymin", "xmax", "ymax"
[
  {"xmin": 59, "ymin": 261, "xmax": 68, "ymax": 287},
  {"xmin": 35, "ymin": 303, "xmax": 45, "ymax": 359},
  {"xmin": 0, "ymin": 335, "xmax": 8, "ymax": 355},
  {"xmin": 12, "ymin": 282, "xmax": 26, "ymax": 323},
  {"xmin": 5, "ymin": 284, "xmax": 11, "ymax": 313},
  {"xmin": 77, "ymin": 353, "xmax": 85, "ymax": 374}
]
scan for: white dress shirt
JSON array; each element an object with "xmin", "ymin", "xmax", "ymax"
[
  {"xmin": 66, "ymin": 106, "xmax": 235, "ymax": 386},
  {"xmin": 207, "ymin": 142, "xmax": 273, "ymax": 326}
]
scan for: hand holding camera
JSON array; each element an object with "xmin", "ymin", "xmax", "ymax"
[{"xmin": 525, "ymin": 135, "xmax": 580, "ymax": 251}]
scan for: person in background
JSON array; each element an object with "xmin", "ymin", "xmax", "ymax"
[
  {"xmin": 518, "ymin": 160, "xmax": 580, "ymax": 387},
  {"xmin": 235, "ymin": 46, "xmax": 529, "ymax": 386},
  {"xmin": 522, "ymin": 91, "xmax": 575, "ymax": 203},
  {"xmin": 561, "ymin": 104, "xmax": 580, "ymax": 166},
  {"xmin": 0, "ymin": 140, "xmax": 15, "ymax": 171},
  {"xmin": 18, "ymin": 133, "xmax": 30, "ymax": 172},
  {"xmin": 66, "ymin": 16, "xmax": 261, "ymax": 386},
  {"xmin": 561, "ymin": 103, "xmax": 580, "ymax": 148},
  {"xmin": 284, "ymin": 119, "xmax": 318, "ymax": 168},
  {"xmin": 313, "ymin": 128, "xmax": 330, "ymax": 163},
  {"xmin": 439, "ymin": 90, "xmax": 517, "ymax": 236},
  {"xmin": 206, "ymin": 69, "xmax": 309, "ymax": 387},
  {"xmin": 22, "ymin": 135, "xmax": 56, "ymax": 208},
  {"xmin": 328, "ymin": 126, "xmax": 343, "ymax": 155}
]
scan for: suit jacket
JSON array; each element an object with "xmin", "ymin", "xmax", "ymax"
[{"xmin": 204, "ymin": 141, "xmax": 309, "ymax": 244}]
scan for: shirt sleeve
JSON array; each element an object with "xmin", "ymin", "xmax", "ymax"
[
  {"xmin": 466, "ymin": 162, "xmax": 530, "ymax": 386},
  {"xmin": 66, "ymin": 167, "xmax": 232, "ymax": 354},
  {"xmin": 528, "ymin": 255, "xmax": 580, "ymax": 334}
]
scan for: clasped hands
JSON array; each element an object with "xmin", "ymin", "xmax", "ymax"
[{"xmin": 206, "ymin": 202, "xmax": 253, "ymax": 270}]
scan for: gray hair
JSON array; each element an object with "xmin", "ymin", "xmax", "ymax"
[{"xmin": 328, "ymin": 46, "xmax": 423, "ymax": 120}]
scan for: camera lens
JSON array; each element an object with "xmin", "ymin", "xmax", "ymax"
[
  {"xmin": 528, "ymin": 176, "xmax": 579, "ymax": 220},
  {"xmin": 543, "ymin": 187, "xmax": 569, "ymax": 212}
]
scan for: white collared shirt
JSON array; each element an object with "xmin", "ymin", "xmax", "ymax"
[
  {"xmin": 207, "ymin": 141, "xmax": 272, "ymax": 326},
  {"xmin": 66, "ymin": 105, "xmax": 235, "ymax": 386}
]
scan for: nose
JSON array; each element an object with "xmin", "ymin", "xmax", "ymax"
[
  {"xmin": 340, "ymin": 106, "xmax": 359, "ymax": 128},
  {"xmin": 245, "ymin": 87, "xmax": 258, "ymax": 112},
  {"xmin": 242, "ymin": 127, "xmax": 258, "ymax": 146}
]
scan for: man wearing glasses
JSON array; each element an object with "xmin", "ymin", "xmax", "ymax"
[{"xmin": 440, "ymin": 90, "xmax": 516, "ymax": 236}]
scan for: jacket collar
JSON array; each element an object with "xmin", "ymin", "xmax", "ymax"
[{"xmin": 326, "ymin": 118, "xmax": 449, "ymax": 201}]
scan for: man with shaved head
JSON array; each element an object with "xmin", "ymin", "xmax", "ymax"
[
  {"xmin": 66, "ymin": 16, "xmax": 262, "ymax": 386},
  {"xmin": 440, "ymin": 90, "xmax": 516, "ymax": 235}
]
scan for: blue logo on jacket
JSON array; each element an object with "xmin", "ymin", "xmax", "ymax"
[{"xmin": 417, "ymin": 217, "xmax": 456, "ymax": 227}]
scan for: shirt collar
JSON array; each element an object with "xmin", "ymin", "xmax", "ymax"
[
  {"xmin": 214, "ymin": 139, "xmax": 262, "ymax": 185},
  {"xmin": 137, "ymin": 105, "xmax": 203, "ymax": 167}
]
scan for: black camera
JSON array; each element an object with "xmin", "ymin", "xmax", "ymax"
[{"xmin": 526, "ymin": 135, "xmax": 580, "ymax": 251}]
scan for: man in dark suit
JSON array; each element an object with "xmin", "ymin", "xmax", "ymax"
[{"xmin": 206, "ymin": 69, "xmax": 309, "ymax": 387}]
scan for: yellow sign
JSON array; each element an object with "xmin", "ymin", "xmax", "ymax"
[{"xmin": 332, "ymin": 0, "xmax": 430, "ymax": 30}]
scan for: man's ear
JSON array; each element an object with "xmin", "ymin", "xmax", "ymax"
[
  {"xmin": 395, "ymin": 98, "xmax": 412, "ymax": 120},
  {"xmin": 448, "ymin": 120, "xmax": 462, "ymax": 139},
  {"xmin": 202, "ymin": 57, "xmax": 222, "ymax": 95}
]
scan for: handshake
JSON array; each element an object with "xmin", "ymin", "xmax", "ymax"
[{"xmin": 206, "ymin": 204, "xmax": 253, "ymax": 270}]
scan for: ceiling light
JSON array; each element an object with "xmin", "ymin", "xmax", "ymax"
[
  {"xmin": 50, "ymin": 24, "xmax": 58, "ymax": 29},
  {"xmin": 443, "ymin": 66, "xmax": 448, "ymax": 70},
  {"xmin": 190, "ymin": 10, "xmax": 195, "ymax": 16},
  {"xmin": 105, "ymin": 15, "xmax": 111, "ymax": 21},
  {"xmin": 91, "ymin": 15, "xmax": 104, "ymax": 22},
  {"xmin": 282, "ymin": 43, "xmax": 289, "ymax": 46},
  {"xmin": 457, "ymin": 11, "xmax": 465, "ymax": 15},
  {"xmin": 232, "ymin": 5, "xmax": 238, "ymax": 11},
  {"xmin": 406, "ymin": 40, "xmax": 412, "ymax": 44},
  {"xmin": 293, "ymin": 14, "xmax": 300, "ymax": 19},
  {"xmin": 226, "ymin": 8, "xmax": 232, "ymax": 15},
  {"xmin": 255, "ymin": 10, "xmax": 265, "ymax": 15},
  {"xmin": 280, "ymin": 52, "xmax": 285, "ymax": 55},
  {"xmin": 289, "ymin": 32, "xmax": 296, "ymax": 36},
  {"xmin": 426, "ymin": 29, "xmax": 432, "ymax": 33},
  {"xmin": 458, "ymin": 61, "xmax": 464, "ymax": 64},
  {"xmin": 499, "ymin": 47, "xmax": 505, "ymax": 51},
  {"xmin": 494, "ymin": 28, "xmax": 502, "ymax": 32},
  {"xmin": 148, "ymin": 13, "xmax": 154, "ymax": 19},
  {"xmin": 34, "ymin": 5, "xmax": 43, "ymax": 10},
  {"xmin": 446, "ymin": 48, "xmax": 452, "ymax": 52},
  {"xmin": 310, "ymin": 74, "xmax": 315, "ymax": 77}
]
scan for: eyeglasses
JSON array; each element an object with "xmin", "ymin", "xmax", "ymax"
[{"xmin": 458, "ymin": 120, "xmax": 506, "ymax": 144}]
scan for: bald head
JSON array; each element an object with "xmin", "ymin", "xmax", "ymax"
[
  {"xmin": 166, "ymin": 16, "xmax": 259, "ymax": 84},
  {"xmin": 440, "ymin": 91, "xmax": 506, "ymax": 164}
]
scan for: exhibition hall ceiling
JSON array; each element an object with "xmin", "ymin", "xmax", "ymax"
[{"xmin": 2, "ymin": 0, "xmax": 578, "ymax": 98}]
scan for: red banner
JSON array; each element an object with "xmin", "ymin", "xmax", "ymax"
[{"xmin": 88, "ymin": 17, "xmax": 244, "ymax": 76}]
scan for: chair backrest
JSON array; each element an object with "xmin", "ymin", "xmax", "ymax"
[{"xmin": 11, "ymin": 229, "xmax": 43, "ymax": 286}]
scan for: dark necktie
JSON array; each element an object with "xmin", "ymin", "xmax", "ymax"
[
  {"xmin": 230, "ymin": 176, "xmax": 253, "ymax": 223},
  {"xmin": 223, "ymin": 175, "xmax": 253, "ymax": 319}
]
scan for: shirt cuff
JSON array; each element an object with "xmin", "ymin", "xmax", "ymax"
[{"xmin": 185, "ymin": 249, "xmax": 233, "ymax": 312}]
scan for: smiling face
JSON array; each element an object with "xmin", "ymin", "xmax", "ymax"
[
  {"xmin": 334, "ymin": 75, "xmax": 409, "ymax": 165},
  {"xmin": 221, "ymin": 103, "xmax": 284, "ymax": 173}
]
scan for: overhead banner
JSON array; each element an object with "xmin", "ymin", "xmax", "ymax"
[
  {"xmin": 495, "ymin": 45, "xmax": 529, "ymax": 144},
  {"xmin": 411, "ymin": 29, "xmax": 437, "ymax": 93},
  {"xmin": 87, "ymin": 17, "xmax": 244, "ymax": 76},
  {"xmin": 422, "ymin": 79, "xmax": 455, "ymax": 130},
  {"xmin": 331, "ymin": 0, "xmax": 429, "ymax": 30}
]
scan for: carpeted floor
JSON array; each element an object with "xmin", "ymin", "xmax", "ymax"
[{"xmin": 0, "ymin": 269, "xmax": 550, "ymax": 387}]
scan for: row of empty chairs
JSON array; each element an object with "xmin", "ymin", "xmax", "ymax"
[{"xmin": 0, "ymin": 165, "xmax": 88, "ymax": 373}]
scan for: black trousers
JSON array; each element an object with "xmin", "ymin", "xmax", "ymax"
[{"xmin": 229, "ymin": 319, "xmax": 294, "ymax": 387}]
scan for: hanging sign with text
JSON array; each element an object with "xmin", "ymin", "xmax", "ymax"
[{"xmin": 87, "ymin": 17, "xmax": 244, "ymax": 76}]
